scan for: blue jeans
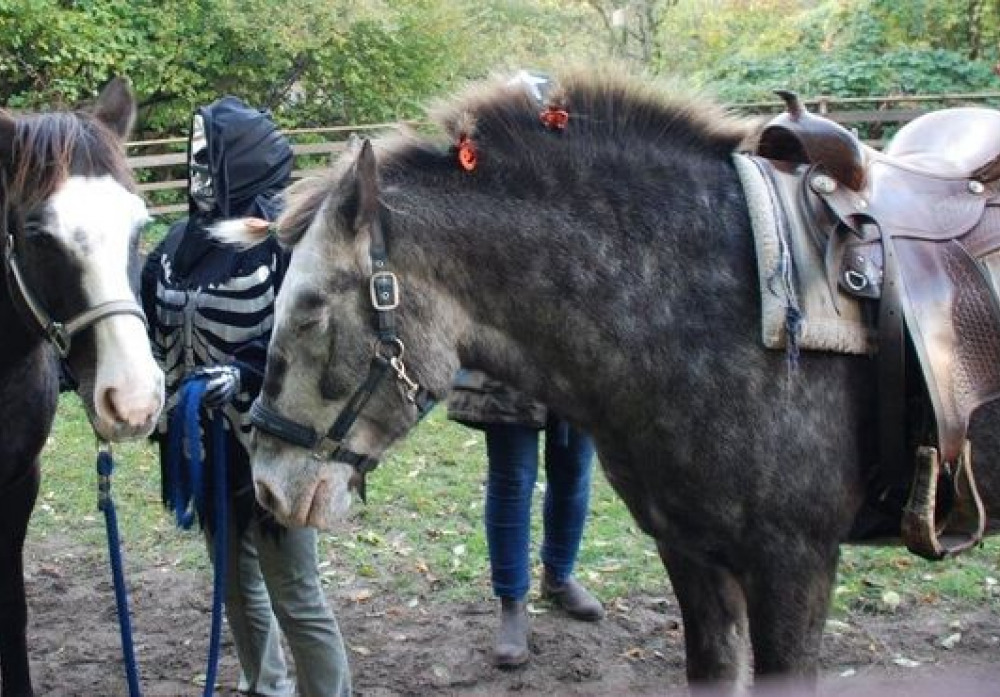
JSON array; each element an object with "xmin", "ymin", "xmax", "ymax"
[{"xmin": 484, "ymin": 416, "xmax": 595, "ymax": 600}]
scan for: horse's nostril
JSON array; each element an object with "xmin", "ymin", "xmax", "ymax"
[{"xmin": 100, "ymin": 387, "xmax": 123, "ymax": 424}]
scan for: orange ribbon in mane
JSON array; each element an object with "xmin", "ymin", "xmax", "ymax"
[
  {"xmin": 457, "ymin": 134, "xmax": 477, "ymax": 171},
  {"xmin": 540, "ymin": 105, "xmax": 569, "ymax": 131}
]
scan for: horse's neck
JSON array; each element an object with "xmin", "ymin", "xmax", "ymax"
[{"xmin": 407, "ymin": 229, "xmax": 590, "ymax": 421}]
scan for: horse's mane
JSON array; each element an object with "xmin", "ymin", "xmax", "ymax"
[
  {"xmin": 277, "ymin": 170, "xmax": 339, "ymax": 246},
  {"xmin": 4, "ymin": 111, "xmax": 134, "ymax": 210},
  {"xmin": 278, "ymin": 66, "xmax": 759, "ymax": 246},
  {"xmin": 424, "ymin": 65, "xmax": 755, "ymax": 159}
]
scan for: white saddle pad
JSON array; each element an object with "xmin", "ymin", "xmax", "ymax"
[{"xmin": 733, "ymin": 153, "xmax": 876, "ymax": 355}]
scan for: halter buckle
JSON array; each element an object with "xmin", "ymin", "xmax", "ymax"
[
  {"xmin": 48, "ymin": 322, "xmax": 72, "ymax": 357},
  {"xmin": 311, "ymin": 435, "xmax": 342, "ymax": 461},
  {"xmin": 370, "ymin": 271, "xmax": 400, "ymax": 311}
]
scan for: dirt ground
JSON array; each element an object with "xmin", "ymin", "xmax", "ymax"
[{"xmin": 23, "ymin": 532, "xmax": 1000, "ymax": 697}]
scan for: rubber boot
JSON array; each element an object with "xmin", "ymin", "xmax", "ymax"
[{"xmin": 493, "ymin": 597, "xmax": 530, "ymax": 668}]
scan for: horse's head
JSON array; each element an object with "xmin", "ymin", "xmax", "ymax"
[
  {"xmin": 216, "ymin": 139, "xmax": 456, "ymax": 528},
  {"xmin": 0, "ymin": 78, "xmax": 164, "ymax": 441}
]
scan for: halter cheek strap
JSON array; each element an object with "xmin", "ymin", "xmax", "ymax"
[
  {"xmin": 249, "ymin": 211, "xmax": 437, "ymax": 497},
  {"xmin": 3, "ymin": 232, "xmax": 147, "ymax": 357}
]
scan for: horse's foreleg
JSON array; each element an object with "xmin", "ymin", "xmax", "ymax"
[
  {"xmin": 0, "ymin": 459, "xmax": 40, "ymax": 697},
  {"xmin": 743, "ymin": 538, "xmax": 840, "ymax": 688},
  {"xmin": 658, "ymin": 540, "xmax": 751, "ymax": 692}
]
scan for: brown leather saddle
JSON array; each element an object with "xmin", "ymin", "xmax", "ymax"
[{"xmin": 754, "ymin": 92, "xmax": 1000, "ymax": 560}]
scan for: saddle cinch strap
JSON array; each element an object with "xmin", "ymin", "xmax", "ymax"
[{"xmin": 754, "ymin": 99, "xmax": 1000, "ymax": 559}]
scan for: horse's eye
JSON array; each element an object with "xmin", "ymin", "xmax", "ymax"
[{"xmin": 22, "ymin": 220, "xmax": 48, "ymax": 239}]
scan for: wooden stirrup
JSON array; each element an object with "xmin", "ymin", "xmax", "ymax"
[{"xmin": 901, "ymin": 441, "xmax": 985, "ymax": 560}]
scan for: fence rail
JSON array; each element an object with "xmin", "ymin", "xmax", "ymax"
[{"xmin": 129, "ymin": 92, "xmax": 1000, "ymax": 217}]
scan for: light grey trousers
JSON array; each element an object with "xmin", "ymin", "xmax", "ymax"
[{"xmin": 206, "ymin": 515, "xmax": 351, "ymax": 696}]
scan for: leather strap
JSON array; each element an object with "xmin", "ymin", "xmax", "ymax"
[{"xmin": 875, "ymin": 229, "xmax": 908, "ymax": 499}]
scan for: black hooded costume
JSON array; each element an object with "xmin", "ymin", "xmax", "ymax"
[{"xmin": 140, "ymin": 97, "xmax": 293, "ymax": 532}]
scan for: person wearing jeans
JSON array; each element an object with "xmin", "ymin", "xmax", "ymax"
[{"xmin": 448, "ymin": 370, "xmax": 604, "ymax": 667}]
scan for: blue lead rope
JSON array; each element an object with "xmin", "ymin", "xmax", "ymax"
[
  {"xmin": 100, "ymin": 376, "xmax": 228, "ymax": 697},
  {"xmin": 97, "ymin": 448, "xmax": 142, "ymax": 697}
]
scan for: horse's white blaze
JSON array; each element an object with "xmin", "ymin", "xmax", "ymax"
[{"xmin": 50, "ymin": 175, "xmax": 164, "ymax": 438}]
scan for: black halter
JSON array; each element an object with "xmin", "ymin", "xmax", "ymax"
[
  {"xmin": 2, "ymin": 210, "xmax": 147, "ymax": 358},
  {"xmin": 250, "ymin": 214, "xmax": 435, "ymax": 493}
]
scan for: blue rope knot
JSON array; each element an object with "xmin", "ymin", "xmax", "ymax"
[{"xmin": 166, "ymin": 377, "xmax": 228, "ymax": 530}]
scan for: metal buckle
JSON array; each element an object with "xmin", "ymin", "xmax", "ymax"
[
  {"xmin": 48, "ymin": 322, "xmax": 71, "ymax": 357},
  {"xmin": 369, "ymin": 271, "xmax": 400, "ymax": 311},
  {"xmin": 311, "ymin": 435, "xmax": 342, "ymax": 461}
]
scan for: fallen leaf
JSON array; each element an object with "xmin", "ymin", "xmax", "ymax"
[
  {"xmin": 939, "ymin": 632, "xmax": 961, "ymax": 649},
  {"xmin": 350, "ymin": 588, "xmax": 373, "ymax": 603}
]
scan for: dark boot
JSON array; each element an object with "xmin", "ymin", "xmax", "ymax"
[
  {"xmin": 493, "ymin": 597, "xmax": 530, "ymax": 668},
  {"xmin": 541, "ymin": 569, "xmax": 605, "ymax": 621}
]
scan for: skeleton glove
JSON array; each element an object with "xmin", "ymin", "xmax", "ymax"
[{"xmin": 191, "ymin": 365, "xmax": 241, "ymax": 408}]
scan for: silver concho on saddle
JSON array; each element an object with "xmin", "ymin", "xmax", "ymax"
[{"xmin": 737, "ymin": 91, "xmax": 1000, "ymax": 560}]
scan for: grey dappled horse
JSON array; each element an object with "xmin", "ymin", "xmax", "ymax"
[
  {"xmin": 0, "ymin": 79, "xmax": 164, "ymax": 697},
  {"xmin": 219, "ymin": 69, "xmax": 1000, "ymax": 692}
]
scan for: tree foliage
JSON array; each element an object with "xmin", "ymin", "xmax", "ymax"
[
  {"xmin": 0, "ymin": 0, "xmax": 998, "ymax": 138},
  {"xmin": 665, "ymin": 0, "xmax": 1000, "ymax": 101}
]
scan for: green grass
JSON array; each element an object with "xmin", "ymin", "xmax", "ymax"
[{"xmin": 30, "ymin": 396, "xmax": 1000, "ymax": 615}]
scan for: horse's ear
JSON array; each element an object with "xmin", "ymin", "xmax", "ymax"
[
  {"xmin": 353, "ymin": 138, "xmax": 379, "ymax": 234},
  {"xmin": 0, "ymin": 110, "xmax": 15, "ymax": 167},
  {"xmin": 91, "ymin": 77, "xmax": 137, "ymax": 141}
]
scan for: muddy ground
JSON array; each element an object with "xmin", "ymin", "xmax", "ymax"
[{"xmin": 23, "ymin": 532, "xmax": 1000, "ymax": 697}]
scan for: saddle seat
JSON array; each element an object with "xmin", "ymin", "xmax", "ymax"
[
  {"xmin": 754, "ymin": 95, "xmax": 1000, "ymax": 560},
  {"xmin": 880, "ymin": 106, "xmax": 1000, "ymax": 181}
]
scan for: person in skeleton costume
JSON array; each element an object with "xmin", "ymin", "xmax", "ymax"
[{"xmin": 140, "ymin": 97, "xmax": 351, "ymax": 696}]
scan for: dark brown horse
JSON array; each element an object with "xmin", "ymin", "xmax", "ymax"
[
  {"xmin": 217, "ymin": 69, "xmax": 1000, "ymax": 692},
  {"xmin": 0, "ymin": 79, "xmax": 164, "ymax": 697}
]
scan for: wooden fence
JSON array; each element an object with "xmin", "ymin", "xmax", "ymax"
[{"xmin": 130, "ymin": 92, "xmax": 1000, "ymax": 217}]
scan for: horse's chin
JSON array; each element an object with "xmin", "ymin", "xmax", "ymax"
[{"xmin": 252, "ymin": 455, "xmax": 355, "ymax": 530}]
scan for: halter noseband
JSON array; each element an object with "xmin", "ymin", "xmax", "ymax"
[
  {"xmin": 3, "ymin": 231, "xmax": 147, "ymax": 359},
  {"xmin": 250, "ymin": 213, "xmax": 435, "ymax": 495}
]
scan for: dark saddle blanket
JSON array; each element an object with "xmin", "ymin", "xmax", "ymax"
[{"xmin": 743, "ymin": 94, "xmax": 1000, "ymax": 560}]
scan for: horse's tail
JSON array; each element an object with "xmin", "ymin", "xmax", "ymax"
[{"xmin": 208, "ymin": 217, "xmax": 272, "ymax": 247}]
